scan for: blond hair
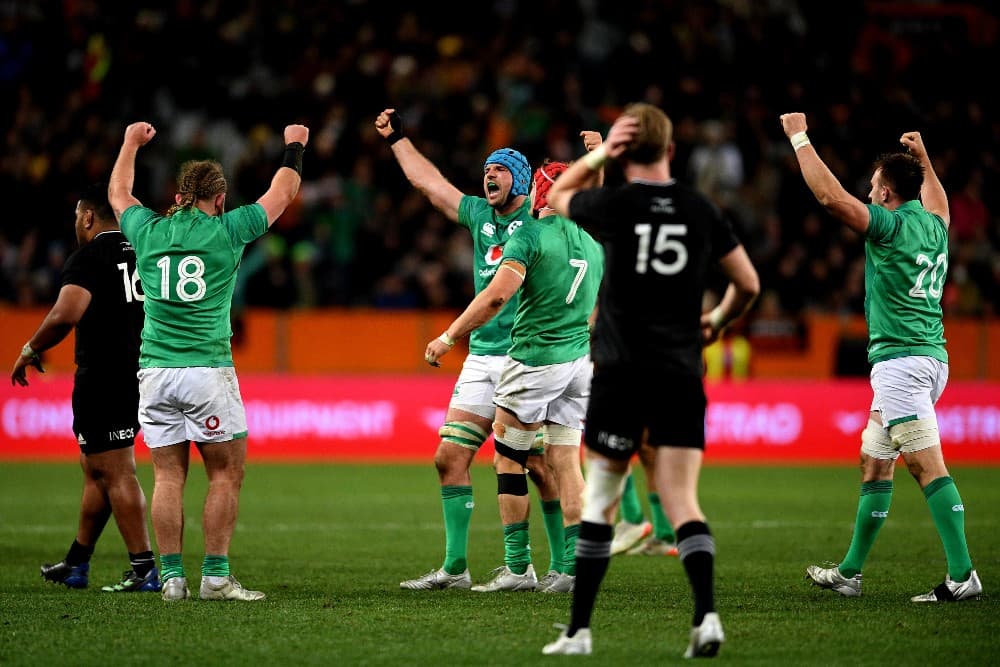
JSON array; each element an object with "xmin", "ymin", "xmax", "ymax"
[
  {"xmin": 621, "ymin": 102, "xmax": 673, "ymax": 165},
  {"xmin": 166, "ymin": 160, "xmax": 228, "ymax": 216}
]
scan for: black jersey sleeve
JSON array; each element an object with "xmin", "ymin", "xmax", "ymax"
[
  {"xmin": 568, "ymin": 188, "xmax": 614, "ymax": 239},
  {"xmin": 709, "ymin": 205, "xmax": 740, "ymax": 261},
  {"xmin": 60, "ymin": 245, "xmax": 98, "ymax": 294}
]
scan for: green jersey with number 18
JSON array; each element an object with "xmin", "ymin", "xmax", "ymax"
[
  {"xmin": 120, "ymin": 203, "xmax": 269, "ymax": 368},
  {"xmin": 864, "ymin": 201, "xmax": 948, "ymax": 365},
  {"xmin": 457, "ymin": 195, "xmax": 530, "ymax": 356}
]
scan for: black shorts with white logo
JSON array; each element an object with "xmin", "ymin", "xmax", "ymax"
[
  {"xmin": 72, "ymin": 368, "xmax": 140, "ymax": 455},
  {"xmin": 584, "ymin": 366, "xmax": 706, "ymax": 460}
]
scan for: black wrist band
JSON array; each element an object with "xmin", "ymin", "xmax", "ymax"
[
  {"xmin": 386, "ymin": 111, "xmax": 403, "ymax": 145},
  {"xmin": 282, "ymin": 142, "xmax": 304, "ymax": 175}
]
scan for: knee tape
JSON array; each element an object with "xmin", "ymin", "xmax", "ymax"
[
  {"xmin": 544, "ymin": 423, "xmax": 581, "ymax": 447},
  {"xmin": 497, "ymin": 472, "xmax": 529, "ymax": 496},
  {"xmin": 890, "ymin": 417, "xmax": 940, "ymax": 454},
  {"xmin": 581, "ymin": 458, "xmax": 627, "ymax": 524},
  {"xmin": 860, "ymin": 419, "xmax": 896, "ymax": 460},
  {"xmin": 494, "ymin": 422, "xmax": 537, "ymax": 465},
  {"xmin": 439, "ymin": 421, "xmax": 489, "ymax": 451}
]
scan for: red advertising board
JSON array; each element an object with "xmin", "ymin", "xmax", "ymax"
[{"xmin": 2, "ymin": 376, "xmax": 999, "ymax": 463}]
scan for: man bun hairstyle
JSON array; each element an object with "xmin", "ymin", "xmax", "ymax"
[
  {"xmin": 484, "ymin": 148, "xmax": 531, "ymax": 197},
  {"xmin": 167, "ymin": 160, "xmax": 228, "ymax": 216}
]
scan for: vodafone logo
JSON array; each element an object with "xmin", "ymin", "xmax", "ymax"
[
  {"xmin": 484, "ymin": 245, "xmax": 504, "ymax": 266},
  {"xmin": 205, "ymin": 415, "xmax": 220, "ymax": 430}
]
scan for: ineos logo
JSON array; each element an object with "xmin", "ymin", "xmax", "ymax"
[{"xmin": 205, "ymin": 415, "xmax": 220, "ymax": 430}]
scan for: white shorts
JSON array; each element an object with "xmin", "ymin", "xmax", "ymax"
[
  {"xmin": 493, "ymin": 355, "xmax": 592, "ymax": 428},
  {"xmin": 138, "ymin": 367, "xmax": 249, "ymax": 448},
  {"xmin": 869, "ymin": 356, "xmax": 948, "ymax": 427},
  {"xmin": 449, "ymin": 354, "xmax": 505, "ymax": 419}
]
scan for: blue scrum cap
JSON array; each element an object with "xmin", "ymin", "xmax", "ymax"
[{"xmin": 484, "ymin": 148, "xmax": 531, "ymax": 197}]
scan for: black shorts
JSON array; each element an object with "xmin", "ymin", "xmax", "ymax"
[
  {"xmin": 584, "ymin": 366, "xmax": 706, "ymax": 461},
  {"xmin": 72, "ymin": 369, "xmax": 140, "ymax": 455}
]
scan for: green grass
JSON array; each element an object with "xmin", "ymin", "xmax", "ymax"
[{"xmin": 1, "ymin": 462, "xmax": 998, "ymax": 666}]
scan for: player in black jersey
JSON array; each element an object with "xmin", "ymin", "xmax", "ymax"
[
  {"xmin": 540, "ymin": 104, "xmax": 759, "ymax": 659},
  {"xmin": 11, "ymin": 183, "xmax": 159, "ymax": 593}
]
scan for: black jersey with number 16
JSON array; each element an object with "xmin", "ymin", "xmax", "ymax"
[
  {"xmin": 60, "ymin": 230, "xmax": 144, "ymax": 373},
  {"xmin": 569, "ymin": 179, "xmax": 738, "ymax": 377}
]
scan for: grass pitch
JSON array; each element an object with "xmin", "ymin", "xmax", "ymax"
[{"xmin": 1, "ymin": 461, "xmax": 997, "ymax": 666}]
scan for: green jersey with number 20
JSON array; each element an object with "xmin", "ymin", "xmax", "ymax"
[
  {"xmin": 864, "ymin": 200, "xmax": 948, "ymax": 365},
  {"xmin": 120, "ymin": 203, "xmax": 269, "ymax": 368}
]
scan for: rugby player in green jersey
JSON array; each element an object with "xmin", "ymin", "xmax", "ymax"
[
  {"xmin": 376, "ymin": 107, "xmax": 566, "ymax": 591},
  {"xmin": 109, "ymin": 120, "xmax": 309, "ymax": 602},
  {"xmin": 781, "ymin": 112, "xmax": 980, "ymax": 603},
  {"xmin": 424, "ymin": 158, "xmax": 604, "ymax": 594}
]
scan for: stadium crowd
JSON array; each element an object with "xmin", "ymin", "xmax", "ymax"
[{"xmin": 2, "ymin": 1, "xmax": 998, "ymax": 341}]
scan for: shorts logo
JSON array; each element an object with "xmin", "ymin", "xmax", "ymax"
[
  {"xmin": 77, "ymin": 433, "xmax": 87, "ymax": 445},
  {"xmin": 952, "ymin": 504, "xmax": 965, "ymax": 512},
  {"xmin": 871, "ymin": 511, "xmax": 888, "ymax": 518},
  {"xmin": 108, "ymin": 428, "xmax": 135, "ymax": 441},
  {"xmin": 204, "ymin": 415, "xmax": 226, "ymax": 437},
  {"xmin": 596, "ymin": 431, "xmax": 632, "ymax": 451},
  {"xmin": 465, "ymin": 501, "xmax": 475, "ymax": 509}
]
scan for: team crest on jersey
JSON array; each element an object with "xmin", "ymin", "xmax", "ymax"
[
  {"xmin": 484, "ymin": 245, "xmax": 504, "ymax": 266},
  {"xmin": 481, "ymin": 222, "xmax": 496, "ymax": 237},
  {"xmin": 651, "ymin": 197, "xmax": 675, "ymax": 214}
]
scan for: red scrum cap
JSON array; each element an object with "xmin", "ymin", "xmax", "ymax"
[{"xmin": 532, "ymin": 160, "xmax": 568, "ymax": 216}]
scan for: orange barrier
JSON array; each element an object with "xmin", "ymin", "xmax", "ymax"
[{"xmin": 1, "ymin": 306, "xmax": 996, "ymax": 379}]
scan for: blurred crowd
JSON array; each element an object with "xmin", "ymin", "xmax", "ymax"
[{"xmin": 3, "ymin": 1, "xmax": 999, "ymax": 345}]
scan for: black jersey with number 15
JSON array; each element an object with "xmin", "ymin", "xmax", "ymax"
[
  {"xmin": 60, "ymin": 230, "xmax": 144, "ymax": 373},
  {"xmin": 569, "ymin": 180, "xmax": 739, "ymax": 376}
]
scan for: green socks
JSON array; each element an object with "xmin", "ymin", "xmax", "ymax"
[
  {"xmin": 924, "ymin": 476, "xmax": 973, "ymax": 582},
  {"xmin": 649, "ymin": 493, "xmax": 675, "ymax": 542},
  {"xmin": 160, "ymin": 553, "xmax": 185, "ymax": 581},
  {"xmin": 839, "ymin": 480, "xmax": 893, "ymax": 577},
  {"xmin": 541, "ymin": 499, "xmax": 564, "ymax": 573},
  {"xmin": 562, "ymin": 524, "xmax": 580, "ymax": 575},
  {"xmin": 201, "ymin": 554, "xmax": 230, "ymax": 577},
  {"xmin": 441, "ymin": 485, "xmax": 474, "ymax": 575},
  {"xmin": 503, "ymin": 521, "xmax": 531, "ymax": 574},
  {"xmin": 620, "ymin": 473, "xmax": 645, "ymax": 524}
]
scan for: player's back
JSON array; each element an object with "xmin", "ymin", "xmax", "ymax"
[
  {"xmin": 63, "ymin": 230, "xmax": 143, "ymax": 373},
  {"xmin": 571, "ymin": 180, "xmax": 737, "ymax": 374}
]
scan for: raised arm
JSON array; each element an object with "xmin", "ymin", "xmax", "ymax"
[
  {"xmin": 257, "ymin": 124, "xmax": 310, "ymax": 227},
  {"xmin": 900, "ymin": 131, "xmax": 949, "ymax": 228},
  {"xmin": 580, "ymin": 130, "xmax": 605, "ymax": 188},
  {"xmin": 780, "ymin": 113, "xmax": 870, "ymax": 235},
  {"xmin": 423, "ymin": 260, "xmax": 525, "ymax": 367},
  {"xmin": 700, "ymin": 245, "xmax": 760, "ymax": 345},
  {"xmin": 549, "ymin": 116, "xmax": 639, "ymax": 218},
  {"xmin": 108, "ymin": 122, "xmax": 156, "ymax": 221},
  {"xmin": 375, "ymin": 108, "xmax": 464, "ymax": 222},
  {"xmin": 11, "ymin": 285, "xmax": 91, "ymax": 386}
]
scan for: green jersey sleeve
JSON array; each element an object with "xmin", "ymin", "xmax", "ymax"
[
  {"xmin": 119, "ymin": 205, "xmax": 158, "ymax": 242},
  {"xmin": 865, "ymin": 204, "xmax": 901, "ymax": 245}
]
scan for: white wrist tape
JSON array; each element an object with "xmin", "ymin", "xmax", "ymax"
[
  {"xmin": 438, "ymin": 332, "xmax": 455, "ymax": 348},
  {"xmin": 21, "ymin": 343, "xmax": 38, "ymax": 359},
  {"xmin": 583, "ymin": 144, "xmax": 608, "ymax": 170},
  {"xmin": 789, "ymin": 131, "xmax": 811, "ymax": 151},
  {"xmin": 708, "ymin": 306, "xmax": 726, "ymax": 330}
]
